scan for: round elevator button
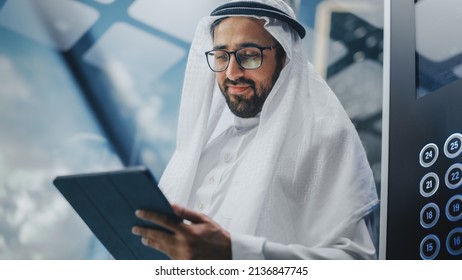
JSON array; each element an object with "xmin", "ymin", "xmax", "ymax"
[
  {"xmin": 445, "ymin": 195, "xmax": 462, "ymax": 222},
  {"xmin": 420, "ymin": 172, "xmax": 439, "ymax": 198},
  {"xmin": 420, "ymin": 202, "xmax": 440, "ymax": 229},
  {"xmin": 444, "ymin": 133, "xmax": 462, "ymax": 159},
  {"xmin": 445, "ymin": 163, "xmax": 462, "ymax": 189},
  {"xmin": 446, "ymin": 228, "xmax": 462, "ymax": 256},
  {"xmin": 420, "ymin": 234, "xmax": 440, "ymax": 260},
  {"xmin": 419, "ymin": 143, "xmax": 439, "ymax": 168}
]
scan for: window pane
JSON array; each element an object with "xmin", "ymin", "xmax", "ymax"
[{"xmin": 416, "ymin": 0, "xmax": 462, "ymax": 98}]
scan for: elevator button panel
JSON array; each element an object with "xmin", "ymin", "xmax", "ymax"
[{"xmin": 418, "ymin": 134, "xmax": 462, "ymax": 259}]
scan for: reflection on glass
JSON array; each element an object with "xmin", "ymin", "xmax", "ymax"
[
  {"xmin": 0, "ymin": 49, "xmax": 121, "ymax": 259},
  {"xmin": 416, "ymin": 0, "xmax": 462, "ymax": 98},
  {"xmin": 0, "ymin": 0, "xmax": 99, "ymax": 51},
  {"xmin": 93, "ymin": 0, "xmax": 116, "ymax": 4},
  {"xmin": 0, "ymin": 0, "xmax": 120, "ymax": 259},
  {"xmin": 0, "ymin": 0, "xmax": 385, "ymax": 260},
  {"xmin": 128, "ymin": 0, "xmax": 229, "ymax": 42},
  {"xmin": 82, "ymin": 21, "xmax": 187, "ymax": 178},
  {"xmin": 83, "ymin": 22, "xmax": 185, "ymax": 152}
]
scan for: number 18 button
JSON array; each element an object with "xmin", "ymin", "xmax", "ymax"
[{"xmin": 420, "ymin": 202, "xmax": 440, "ymax": 228}]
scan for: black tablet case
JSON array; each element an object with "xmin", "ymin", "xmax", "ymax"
[{"xmin": 53, "ymin": 166, "xmax": 178, "ymax": 260}]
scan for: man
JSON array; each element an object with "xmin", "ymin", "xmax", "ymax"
[{"xmin": 132, "ymin": 0, "xmax": 379, "ymax": 260}]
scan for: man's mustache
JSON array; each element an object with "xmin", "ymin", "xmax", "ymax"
[{"xmin": 224, "ymin": 77, "xmax": 256, "ymax": 88}]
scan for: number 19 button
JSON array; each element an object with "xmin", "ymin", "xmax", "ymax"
[{"xmin": 446, "ymin": 195, "xmax": 462, "ymax": 222}]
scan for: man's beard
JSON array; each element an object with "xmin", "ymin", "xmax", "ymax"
[{"xmin": 218, "ymin": 67, "xmax": 282, "ymax": 118}]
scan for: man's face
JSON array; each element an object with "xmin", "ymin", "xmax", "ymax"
[{"xmin": 212, "ymin": 17, "xmax": 284, "ymax": 118}]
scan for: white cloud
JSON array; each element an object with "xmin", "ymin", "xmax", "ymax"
[
  {"xmin": 17, "ymin": 191, "xmax": 93, "ymax": 259},
  {"xmin": 0, "ymin": 55, "xmax": 31, "ymax": 100},
  {"xmin": 0, "ymin": 167, "xmax": 93, "ymax": 259},
  {"xmin": 93, "ymin": 0, "xmax": 115, "ymax": 4},
  {"xmin": 453, "ymin": 64, "xmax": 462, "ymax": 79},
  {"xmin": 105, "ymin": 59, "xmax": 142, "ymax": 109},
  {"xmin": 83, "ymin": 22, "xmax": 186, "ymax": 85},
  {"xmin": 135, "ymin": 96, "xmax": 175, "ymax": 142}
]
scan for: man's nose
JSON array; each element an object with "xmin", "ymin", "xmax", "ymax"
[{"xmin": 226, "ymin": 54, "xmax": 244, "ymax": 81}]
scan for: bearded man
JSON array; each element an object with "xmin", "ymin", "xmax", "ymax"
[{"xmin": 132, "ymin": 0, "xmax": 379, "ymax": 260}]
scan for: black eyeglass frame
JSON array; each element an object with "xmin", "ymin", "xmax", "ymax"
[{"xmin": 204, "ymin": 45, "xmax": 277, "ymax": 72}]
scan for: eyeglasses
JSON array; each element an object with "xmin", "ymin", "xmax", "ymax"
[{"xmin": 205, "ymin": 45, "xmax": 277, "ymax": 72}]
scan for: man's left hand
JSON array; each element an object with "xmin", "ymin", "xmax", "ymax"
[{"xmin": 131, "ymin": 204, "xmax": 232, "ymax": 260}]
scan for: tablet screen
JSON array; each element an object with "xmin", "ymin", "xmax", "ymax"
[{"xmin": 53, "ymin": 166, "xmax": 178, "ymax": 260}]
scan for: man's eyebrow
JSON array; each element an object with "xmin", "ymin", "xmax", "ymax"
[
  {"xmin": 239, "ymin": 42, "xmax": 265, "ymax": 48},
  {"xmin": 212, "ymin": 42, "xmax": 267, "ymax": 50},
  {"xmin": 213, "ymin": 44, "xmax": 227, "ymax": 50}
]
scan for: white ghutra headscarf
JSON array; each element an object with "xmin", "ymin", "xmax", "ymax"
[{"xmin": 159, "ymin": 0, "xmax": 379, "ymax": 258}]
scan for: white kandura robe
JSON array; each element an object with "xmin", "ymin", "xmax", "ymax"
[{"xmin": 158, "ymin": 0, "xmax": 379, "ymax": 259}]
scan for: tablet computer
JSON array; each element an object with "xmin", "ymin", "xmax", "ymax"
[{"xmin": 53, "ymin": 166, "xmax": 179, "ymax": 260}]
